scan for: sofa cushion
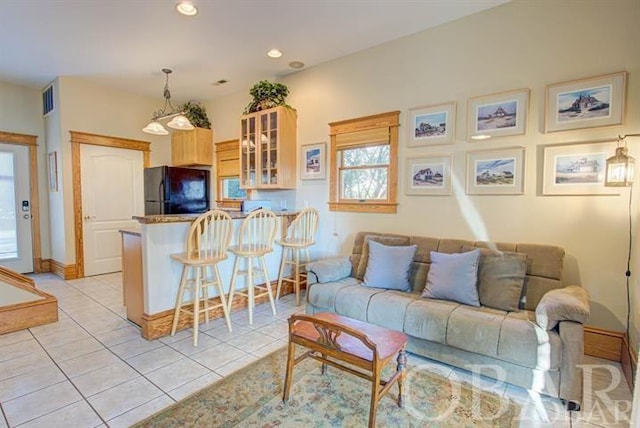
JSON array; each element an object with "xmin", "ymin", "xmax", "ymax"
[
  {"xmin": 446, "ymin": 305, "xmax": 506, "ymax": 357},
  {"xmin": 477, "ymin": 250, "xmax": 527, "ymax": 312},
  {"xmin": 307, "ymin": 277, "xmax": 360, "ymax": 310},
  {"xmin": 367, "ymin": 290, "xmax": 419, "ymax": 331},
  {"xmin": 363, "ymin": 241, "xmax": 417, "ymax": 291},
  {"xmin": 497, "ymin": 311, "xmax": 561, "ymax": 370},
  {"xmin": 421, "ymin": 249, "xmax": 481, "ymax": 306},
  {"xmin": 355, "ymin": 234, "xmax": 411, "ymax": 280},
  {"xmin": 403, "ymin": 298, "xmax": 459, "ymax": 344},
  {"xmin": 334, "ymin": 284, "xmax": 385, "ymax": 321}
]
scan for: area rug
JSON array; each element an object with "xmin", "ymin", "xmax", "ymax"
[{"xmin": 134, "ymin": 347, "xmax": 520, "ymax": 427}]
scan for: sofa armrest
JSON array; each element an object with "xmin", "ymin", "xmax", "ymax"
[
  {"xmin": 306, "ymin": 256, "xmax": 352, "ymax": 284},
  {"xmin": 535, "ymin": 285, "xmax": 590, "ymax": 330}
]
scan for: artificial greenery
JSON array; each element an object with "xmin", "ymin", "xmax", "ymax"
[
  {"xmin": 243, "ymin": 80, "xmax": 290, "ymax": 114},
  {"xmin": 180, "ymin": 101, "xmax": 212, "ymax": 129}
]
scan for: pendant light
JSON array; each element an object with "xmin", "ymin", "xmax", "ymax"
[{"xmin": 143, "ymin": 69, "xmax": 194, "ymax": 135}]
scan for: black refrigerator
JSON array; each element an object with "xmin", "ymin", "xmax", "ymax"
[{"xmin": 144, "ymin": 166, "xmax": 210, "ymax": 215}]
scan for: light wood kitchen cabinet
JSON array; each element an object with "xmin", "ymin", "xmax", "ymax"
[
  {"xmin": 171, "ymin": 127, "xmax": 214, "ymax": 166},
  {"xmin": 240, "ymin": 106, "xmax": 297, "ymax": 189}
]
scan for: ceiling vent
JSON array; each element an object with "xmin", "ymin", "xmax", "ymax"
[{"xmin": 42, "ymin": 84, "xmax": 54, "ymax": 116}]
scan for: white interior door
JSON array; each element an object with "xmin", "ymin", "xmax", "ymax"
[
  {"xmin": 81, "ymin": 145, "xmax": 143, "ymax": 276},
  {"xmin": 0, "ymin": 144, "xmax": 33, "ymax": 273}
]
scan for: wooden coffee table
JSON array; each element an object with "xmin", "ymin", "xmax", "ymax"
[{"xmin": 283, "ymin": 312, "xmax": 408, "ymax": 428}]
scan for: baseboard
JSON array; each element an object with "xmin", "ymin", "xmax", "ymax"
[
  {"xmin": 139, "ymin": 281, "xmax": 298, "ymax": 340},
  {"xmin": 584, "ymin": 325, "xmax": 623, "ymax": 361},
  {"xmin": 621, "ymin": 335, "xmax": 637, "ymax": 389},
  {"xmin": 49, "ymin": 259, "xmax": 79, "ymax": 280}
]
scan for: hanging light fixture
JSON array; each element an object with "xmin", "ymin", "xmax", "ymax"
[
  {"xmin": 142, "ymin": 68, "xmax": 194, "ymax": 135},
  {"xmin": 605, "ymin": 134, "xmax": 639, "ymax": 187}
]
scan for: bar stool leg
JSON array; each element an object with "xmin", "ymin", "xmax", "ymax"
[
  {"xmin": 247, "ymin": 256, "xmax": 254, "ymax": 325},
  {"xmin": 214, "ymin": 265, "xmax": 232, "ymax": 332},
  {"xmin": 171, "ymin": 265, "xmax": 189, "ymax": 336},
  {"xmin": 260, "ymin": 255, "xmax": 277, "ymax": 316},
  {"xmin": 275, "ymin": 247, "xmax": 288, "ymax": 301},
  {"xmin": 227, "ymin": 256, "xmax": 240, "ymax": 313},
  {"xmin": 294, "ymin": 248, "xmax": 300, "ymax": 306},
  {"xmin": 202, "ymin": 266, "xmax": 210, "ymax": 325},
  {"xmin": 192, "ymin": 266, "xmax": 201, "ymax": 346}
]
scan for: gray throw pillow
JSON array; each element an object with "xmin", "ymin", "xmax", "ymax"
[
  {"xmin": 421, "ymin": 249, "xmax": 481, "ymax": 306},
  {"xmin": 363, "ymin": 240, "xmax": 417, "ymax": 291},
  {"xmin": 356, "ymin": 234, "xmax": 411, "ymax": 279},
  {"xmin": 477, "ymin": 250, "xmax": 528, "ymax": 311}
]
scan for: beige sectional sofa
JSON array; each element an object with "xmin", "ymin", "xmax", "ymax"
[{"xmin": 305, "ymin": 232, "xmax": 590, "ymax": 409}]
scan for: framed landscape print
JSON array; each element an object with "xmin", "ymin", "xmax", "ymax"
[
  {"xmin": 406, "ymin": 102, "xmax": 456, "ymax": 146},
  {"xmin": 300, "ymin": 142, "xmax": 326, "ymax": 180},
  {"xmin": 545, "ymin": 71, "xmax": 627, "ymax": 133},
  {"xmin": 467, "ymin": 89, "xmax": 529, "ymax": 141},
  {"xmin": 405, "ymin": 155, "xmax": 452, "ymax": 195},
  {"xmin": 466, "ymin": 147, "xmax": 525, "ymax": 195},
  {"xmin": 542, "ymin": 141, "xmax": 619, "ymax": 195}
]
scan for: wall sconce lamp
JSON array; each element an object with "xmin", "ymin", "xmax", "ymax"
[{"xmin": 605, "ymin": 134, "xmax": 639, "ymax": 187}]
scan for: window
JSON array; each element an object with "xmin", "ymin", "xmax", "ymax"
[
  {"xmin": 221, "ymin": 177, "xmax": 246, "ymax": 199},
  {"xmin": 215, "ymin": 139, "xmax": 248, "ymax": 210},
  {"xmin": 329, "ymin": 111, "xmax": 400, "ymax": 213}
]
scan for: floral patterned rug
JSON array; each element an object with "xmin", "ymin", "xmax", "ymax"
[{"xmin": 134, "ymin": 346, "xmax": 520, "ymax": 427}]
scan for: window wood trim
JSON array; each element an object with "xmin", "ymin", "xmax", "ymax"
[
  {"xmin": 215, "ymin": 139, "xmax": 246, "ymax": 210},
  {"xmin": 329, "ymin": 111, "xmax": 400, "ymax": 213}
]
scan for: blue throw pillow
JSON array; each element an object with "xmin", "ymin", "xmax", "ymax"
[
  {"xmin": 421, "ymin": 249, "xmax": 481, "ymax": 306},
  {"xmin": 363, "ymin": 240, "xmax": 417, "ymax": 291}
]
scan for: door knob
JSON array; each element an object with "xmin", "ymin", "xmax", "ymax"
[{"xmin": 83, "ymin": 215, "xmax": 96, "ymax": 220}]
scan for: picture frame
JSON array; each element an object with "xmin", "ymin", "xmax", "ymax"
[
  {"xmin": 406, "ymin": 102, "xmax": 456, "ymax": 146},
  {"xmin": 405, "ymin": 155, "xmax": 452, "ymax": 196},
  {"xmin": 300, "ymin": 142, "xmax": 326, "ymax": 180},
  {"xmin": 466, "ymin": 147, "xmax": 525, "ymax": 195},
  {"xmin": 48, "ymin": 151, "xmax": 58, "ymax": 192},
  {"xmin": 544, "ymin": 71, "xmax": 627, "ymax": 133},
  {"xmin": 467, "ymin": 89, "xmax": 529, "ymax": 141},
  {"xmin": 542, "ymin": 141, "xmax": 619, "ymax": 195}
]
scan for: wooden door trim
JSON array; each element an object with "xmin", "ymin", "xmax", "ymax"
[
  {"xmin": 70, "ymin": 131, "xmax": 150, "ymax": 278},
  {"xmin": 0, "ymin": 131, "xmax": 42, "ymax": 273}
]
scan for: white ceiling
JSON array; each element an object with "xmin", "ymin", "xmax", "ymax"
[{"xmin": 0, "ymin": 0, "xmax": 509, "ymax": 103}]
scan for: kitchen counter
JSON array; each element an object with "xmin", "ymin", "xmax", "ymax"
[
  {"xmin": 123, "ymin": 210, "xmax": 299, "ymax": 339},
  {"xmin": 134, "ymin": 210, "xmax": 299, "ymax": 224}
]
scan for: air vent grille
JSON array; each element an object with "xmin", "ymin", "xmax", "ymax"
[{"xmin": 42, "ymin": 85, "xmax": 54, "ymax": 116}]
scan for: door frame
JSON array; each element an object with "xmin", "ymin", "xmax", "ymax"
[
  {"xmin": 70, "ymin": 131, "xmax": 150, "ymax": 278},
  {"xmin": 0, "ymin": 131, "xmax": 42, "ymax": 273}
]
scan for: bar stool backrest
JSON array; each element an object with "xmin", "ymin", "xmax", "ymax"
[
  {"xmin": 185, "ymin": 210, "xmax": 233, "ymax": 260},
  {"xmin": 238, "ymin": 209, "xmax": 278, "ymax": 252},
  {"xmin": 287, "ymin": 208, "xmax": 319, "ymax": 245}
]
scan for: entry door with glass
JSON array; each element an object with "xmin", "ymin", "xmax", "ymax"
[{"xmin": 0, "ymin": 144, "xmax": 33, "ymax": 273}]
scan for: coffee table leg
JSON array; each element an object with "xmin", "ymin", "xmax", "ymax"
[
  {"xmin": 396, "ymin": 349, "xmax": 407, "ymax": 408},
  {"xmin": 282, "ymin": 341, "xmax": 296, "ymax": 403}
]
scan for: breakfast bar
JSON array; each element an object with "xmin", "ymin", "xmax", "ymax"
[{"xmin": 121, "ymin": 210, "xmax": 298, "ymax": 339}]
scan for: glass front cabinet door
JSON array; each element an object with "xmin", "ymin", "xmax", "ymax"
[{"xmin": 239, "ymin": 106, "xmax": 297, "ymax": 189}]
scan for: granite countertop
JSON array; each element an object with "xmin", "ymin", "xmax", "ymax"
[{"xmin": 134, "ymin": 210, "xmax": 300, "ymax": 224}]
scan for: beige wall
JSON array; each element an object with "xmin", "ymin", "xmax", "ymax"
[
  {"xmin": 52, "ymin": 77, "xmax": 171, "ymax": 264},
  {"xmin": 209, "ymin": 0, "xmax": 640, "ymax": 336},
  {"xmin": 0, "ymin": 80, "xmax": 51, "ymax": 261}
]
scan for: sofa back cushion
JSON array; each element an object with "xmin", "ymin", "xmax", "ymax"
[{"xmin": 351, "ymin": 232, "xmax": 565, "ymax": 310}]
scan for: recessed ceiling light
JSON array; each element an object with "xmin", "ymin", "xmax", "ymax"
[
  {"xmin": 288, "ymin": 61, "xmax": 305, "ymax": 69},
  {"xmin": 267, "ymin": 49, "xmax": 282, "ymax": 58},
  {"xmin": 176, "ymin": 1, "xmax": 198, "ymax": 16},
  {"xmin": 471, "ymin": 134, "xmax": 491, "ymax": 140}
]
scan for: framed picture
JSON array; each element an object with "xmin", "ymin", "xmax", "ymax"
[
  {"xmin": 467, "ymin": 89, "xmax": 529, "ymax": 141},
  {"xmin": 405, "ymin": 155, "xmax": 452, "ymax": 195},
  {"xmin": 466, "ymin": 147, "xmax": 525, "ymax": 195},
  {"xmin": 542, "ymin": 141, "xmax": 619, "ymax": 195},
  {"xmin": 545, "ymin": 71, "xmax": 627, "ymax": 133},
  {"xmin": 300, "ymin": 142, "xmax": 326, "ymax": 180},
  {"xmin": 406, "ymin": 102, "xmax": 456, "ymax": 146},
  {"xmin": 48, "ymin": 151, "xmax": 58, "ymax": 192}
]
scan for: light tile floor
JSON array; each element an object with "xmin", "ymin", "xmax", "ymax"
[{"xmin": 0, "ymin": 272, "xmax": 633, "ymax": 427}]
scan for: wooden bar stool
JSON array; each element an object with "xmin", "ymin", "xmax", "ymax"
[
  {"xmin": 227, "ymin": 208, "xmax": 278, "ymax": 325},
  {"xmin": 275, "ymin": 208, "xmax": 319, "ymax": 306},
  {"xmin": 170, "ymin": 209, "xmax": 234, "ymax": 346}
]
